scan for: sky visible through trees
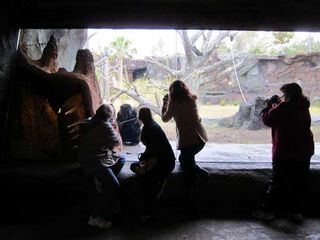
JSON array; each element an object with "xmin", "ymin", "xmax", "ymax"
[{"xmin": 87, "ymin": 29, "xmax": 320, "ymax": 58}]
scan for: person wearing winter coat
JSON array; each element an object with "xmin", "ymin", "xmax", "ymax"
[
  {"xmin": 78, "ymin": 104, "xmax": 125, "ymax": 229},
  {"xmin": 161, "ymin": 80, "xmax": 209, "ymax": 216},
  {"xmin": 253, "ymin": 82, "xmax": 314, "ymax": 223}
]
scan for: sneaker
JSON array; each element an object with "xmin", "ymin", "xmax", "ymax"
[
  {"xmin": 252, "ymin": 210, "xmax": 275, "ymax": 222},
  {"xmin": 289, "ymin": 213, "xmax": 303, "ymax": 224},
  {"xmin": 88, "ymin": 216, "xmax": 112, "ymax": 229}
]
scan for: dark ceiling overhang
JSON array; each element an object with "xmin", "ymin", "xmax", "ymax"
[{"xmin": 2, "ymin": 0, "xmax": 320, "ymax": 31}]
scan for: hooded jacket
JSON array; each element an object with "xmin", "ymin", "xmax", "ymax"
[
  {"xmin": 261, "ymin": 98, "xmax": 314, "ymax": 162},
  {"xmin": 78, "ymin": 117, "xmax": 122, "ymax": 175}
]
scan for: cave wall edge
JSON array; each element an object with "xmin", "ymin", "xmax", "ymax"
[
  {"xmin": 0, "ymin": 29, "xmax": 20, "ymax": 163},
  {"xmin": 1, "ymin": 1, "xmax": 320, "ymax": 220}
]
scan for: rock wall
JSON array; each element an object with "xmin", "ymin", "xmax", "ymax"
[
  {"xmin": 0, "ymin": 30, "xmax": 19, "ymax": 161},
  {"xmin": 20, "ymin": 29, "xmax": 87, "ymax": 71},
  {"xmin": 206, "ymin": 54, "xmax": 320, "ymax": 103}
]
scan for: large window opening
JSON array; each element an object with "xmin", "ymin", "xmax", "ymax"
[{"xmin": 15, "ymin": 29, "xmax": 320, "ymax": 163}]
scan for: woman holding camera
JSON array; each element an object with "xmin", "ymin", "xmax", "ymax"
[
  {"xmin": 161, "ymin": 80, "xmax": 209, "ymax": 215},
  {"xmin": 254, "ymin": 82, "xmax": 314, "ymax": 223}
]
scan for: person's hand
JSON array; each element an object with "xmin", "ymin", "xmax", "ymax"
[{"xmin": 162, "ymin": 94, "xmax": 169, "ymax": 103}]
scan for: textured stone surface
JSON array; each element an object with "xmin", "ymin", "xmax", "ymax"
[
  {"xmin": 0, "ymin": 30, "xmax": 19, "ymax": 160},
  {"xmin": 20, "ymin": 29, "xmax": 87, "ymax": 71}
]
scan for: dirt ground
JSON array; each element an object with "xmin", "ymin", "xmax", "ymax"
[{"xmin": 157, "ymin": 121, "xmax": 320, "ymax": 144}]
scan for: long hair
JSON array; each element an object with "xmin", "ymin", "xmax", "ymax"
[
  {"xmin": 169, "ymin": 80, "xmax": 197, "ymax": 103},
  {"xmin": 138, "ymin": 107, "xmax": 153, "ymax": 123},
  {"xmin": 280, "ymin": 82, "xmax": 309, "ymax": 102},
  {"xmin": 93, "ymin": 104, "xmax": 113, "ymax": 122}
]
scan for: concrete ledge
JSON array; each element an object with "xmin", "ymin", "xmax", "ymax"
[{"xmin": 1, "ymin": 161, "xmax": 320, "ymax": 223}]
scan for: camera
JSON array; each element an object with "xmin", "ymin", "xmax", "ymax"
[
  {"xmin": 163, "ymin": 93, "xmax": 169, "ymax": 102},
  {"xmin": 266, "ymin": 95, "xmax": 280, "ymax": 105}
]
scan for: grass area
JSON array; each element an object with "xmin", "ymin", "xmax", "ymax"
[
  {"xmin": 310, "ymin": 106, "xmax": 320, "ymax": 117},
  {"xmin": 113, "ymin": 100, "xmax": 320, "ymax": 144},
  {"xmin": 156, "ymin": 105, "xmax": 320, "ymax": 144},
  {"xmin": 198, "ymin": 105, "xmax": 239, "ymax": 119}
]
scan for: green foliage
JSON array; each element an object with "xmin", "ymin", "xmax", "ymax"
[
  {"xmin": 232, "ymin": 32, "xmax": 258, "ymax": 52},
  {"xmin": 109, "ymin": 36, "xmax": 137, "ymax": 60},
  {"xmin": 132, "ymin": 77, "xmax": 171, "ymax": 104},
  {"xmin": 311, "ymin": 98, "xmax": 320, "ymax": 108},
  {"xmin": 219, "ymin": 99, "xmax": 241, "ymax": 106},
  {"xmin": 282, "ymin": 42, "xmax": 307, "ymax": 55},
  {"xmin": 249, "ymin": 46, "xmax": 265, "ymax": 55},
  {"xmin": 273, "ymin": 32, "xmax": 295, "ymax": 45},
  {"xmin": 217, "ymin": 42, "xmax": 231, "ymax": 54}
]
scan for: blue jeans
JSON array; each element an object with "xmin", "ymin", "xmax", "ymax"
[{"xmin": 92, "ymin": 156, "xmax": 125, "ymax": 219}]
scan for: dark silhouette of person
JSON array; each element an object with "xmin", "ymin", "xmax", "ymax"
[
  {"xmin": 161, "ymin": 80, "xmax": 209, "ymax": 216},
  {"xmin": 116, "ymin": 104, "xmax": 141, "ymax": 145},
  {"xmin": 130, "ymin": 107, "xmax": 175, "ymax": 222},
  {"xmin": 78, "ymin": 104, "xmax": 125, "ymax": 229},
  {"xmin": 253, "ymin": 82, "xmax": 314, "ymax": 223}
]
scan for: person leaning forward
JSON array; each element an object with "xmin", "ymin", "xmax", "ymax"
[{"xmin": 78, "ymin": 104, "xmax": 125, "ymax": 229}]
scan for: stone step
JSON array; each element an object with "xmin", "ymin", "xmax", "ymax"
[{"xmin": 1, "ymin": 161, "xmax": 320, "ymax": 223}]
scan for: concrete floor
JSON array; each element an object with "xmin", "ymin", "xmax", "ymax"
[{"xmin": 1, "ymin": 216, "xmax": 320, "ymax": 240}]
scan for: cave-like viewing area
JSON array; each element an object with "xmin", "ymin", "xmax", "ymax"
[{"xmin": 1, "ymin": 1, "xmax": 320, "ymax": 239}]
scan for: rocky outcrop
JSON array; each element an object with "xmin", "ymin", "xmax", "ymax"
[
  {"xmin": 20, "ymin": 29, "xmax": 87, "ymax": 71},
  {"xmin": 72, "ymin": 49, "xmax": 102, "ymax": 112},
  {"xmin": 9, "ymin": 37, "xmax": 96, "ymax": 160},
  {"xmin": 204, "ymin": 54, "xmax": 320, "ymax": 103},
  {"xmin": 0, "ymin": 30, "xmax": 19, "ymax": 161},
  {"xmin": 218, "ymin": 97, "xmax": 267, "ymax": 130}
]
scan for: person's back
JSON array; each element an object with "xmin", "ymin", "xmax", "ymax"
[
  {"xmin": 141, "ymin": 118, "xmax": 175, "ymax": 172},
  {"xmin": 78, "ymin": 118, "xmax": 121, "ymax": 175},
  {"xmin": 130, "ymin": 107, "xmax": 175, "ymax": 221},
  {"xmin": 77, "ymin": 104, "xmax": 125, "ymax": 230},
  {"xmin": 165, "ymin": 98, "xmax": 207, "ymax": 149}
]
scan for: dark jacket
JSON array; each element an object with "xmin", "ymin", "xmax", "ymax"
[
  {"xmin": 78, "ymin": 117, "xmax": 122, "ymax": 175},
  {"xmin": 261, "ymin": 98, "xmax": 314, "ymax": 162},
  {"xmin": 140, "ymin": 119, "xmax": 175, "ymax": 171}
]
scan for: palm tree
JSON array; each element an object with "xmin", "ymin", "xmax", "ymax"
[{"xmin": 109, "ymin": 36, "xmax": 137, "ymax": 83}]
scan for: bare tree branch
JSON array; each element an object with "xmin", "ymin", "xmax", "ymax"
[
  {"xmin": 112, "ymin": 80, "xmax": 161, "ymax": 115},
  {"xmin": 199, "ymin": 58, "xmax": 247, "ymax": 87},
  {"xmin": 200, "ymin": 58, "xmax": 232, "ymax": 75},
  {"xmin": 190, "ymin": 30, "xmax": 205, "ymax": 46},
  {"xmin": 145, "ymin": 56, "xmax": 180, "ymax": 76},
  {"xmin": 178, "ymin": 30, "xmax": 193, "ymax": 64},
  {"xmin": 217, "ymin": 58, "xmax": 246, "ymax": 80},
  {"xmin": 202, "ymin": 31, "xmax": 212, "ymax": 50},
  {"xmin": 110, "ymin": 90, "xmax": 125, "ymax": 104},
  {"xmin": 195, "ymin": 31, "xmax": 231, "ymax": 68}
]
